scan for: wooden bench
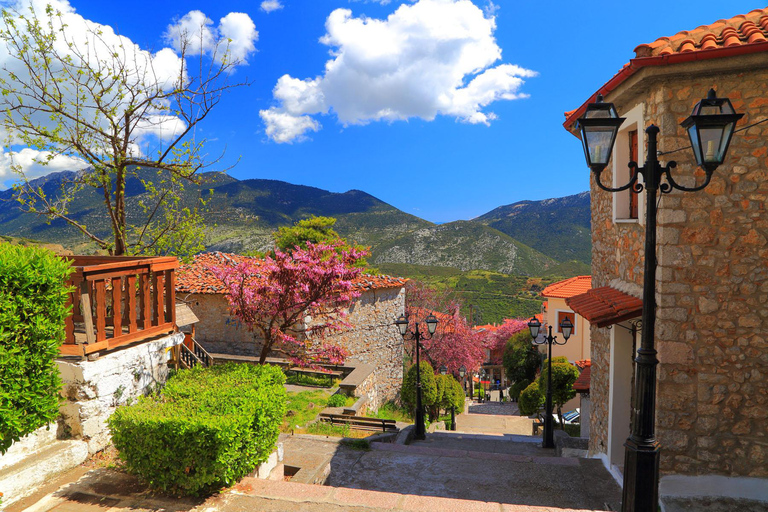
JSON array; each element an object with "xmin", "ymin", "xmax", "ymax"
[
  {"xmin": 318, "ymin": 413, "xmax": 398, "ymax": 433},
  {"xmin": 532, "ymin": 412, "xmax": 544, "ymax": 435}
]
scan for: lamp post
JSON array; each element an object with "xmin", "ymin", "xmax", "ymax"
[
  {"xmin": 528, "ymin": 316, "xmax": 572, "ymax": 449},
  {"xmin": 459, "ymin": 365, "xmax": 466, "ymax": 396},
  {"xmin": 395, "ymin": 313, "xmax": 438, "ymax": 441},
  {"xmin": 576, "ymin": 89, "xmax": 742, "ymax": 512}
]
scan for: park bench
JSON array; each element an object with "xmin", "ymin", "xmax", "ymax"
[{"xmin": 318, "ymin": 413, "xmax": 398, "ymax": 433}]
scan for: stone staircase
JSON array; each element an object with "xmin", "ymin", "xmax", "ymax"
[{"xmin": 0, "ymin": 425, "xmax": 88, "ymax": 509}]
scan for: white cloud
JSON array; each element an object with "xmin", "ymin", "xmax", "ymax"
[
  {"xmin": 484, "ymin": 1, "xmax": 499, "ymax": 16},
  {"xmin": 260, "ymin": 0, "xmax": 284, "ymax": 13},
  {"xmin": 164, "ymin": 10, "xmax": 258, "ymax": 65},
  {"xmin": 0, "ymin": 148, "xmax": 89, "ymax": 186},
  {"xmin": 260, "ymin": 0, "xmax": 535, "ymax": 143}
]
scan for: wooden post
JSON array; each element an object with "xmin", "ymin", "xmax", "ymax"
[
  {"xmin": 140, "ymin": 273, "xmax": 151, "ymax": 330},
  {"xmin": 165, "ymin": 269, "xmax": 175, "ymax": 326},
  {"xmin": 94, "ymin": 280, "xmax": 107, "ymax": 342},
  {"xmin": 80, "ymin": 280, "xmax": 96, "ymax": 345},
  {"xmin": 153, "ymin": 272, "xmax": 164, "ymax": 327},
  {"xmin": 111, "ymin": 277, "xmax": 122, "ymax": 337},
  {"xmin": 64, "ymin": 279, "xmax": 75, "ymax": 345},
  {"xmin": 127, "ymin": 275, "xmax": 137, "ymax": 333}
]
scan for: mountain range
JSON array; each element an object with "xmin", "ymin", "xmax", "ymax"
[{"xmin": 0, "ymin": 171, "xmax": 591, "ymax": 276}]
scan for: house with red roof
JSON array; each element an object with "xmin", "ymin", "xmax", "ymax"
[
  {"xmin": 563, "ymin": 7, "xmax": 768, "ymax": 506},
  {"xmin": 175, "ymin": 252, "xmax": 408, "ymax": 409},
  {"xmin": 540, "ymin": 275, "xmax": 592, "ymax": 364}
]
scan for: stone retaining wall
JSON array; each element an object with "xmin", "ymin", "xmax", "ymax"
[{"xmin": 57, "ymin": 332, "xmax": 184, "ymax": 453}]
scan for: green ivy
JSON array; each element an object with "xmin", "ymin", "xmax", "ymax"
[
  {"xmin": 108, "ymin": 363, "xmax": 287, "ymax": 496},
  {"xmin": 0, "ymin": 243, "xmax": 72, "ymax": 454}
]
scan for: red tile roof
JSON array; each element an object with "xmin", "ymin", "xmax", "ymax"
[
  {"xmin": 563, "ymin": 8, "xmax": 768, "ymax": 130},
  {"xmin": 176, "ymin": 252, "xmax": 407, "ymax": 295},
  {"xmin": 565, "ymin": 286, "xmax": 643, "ymax": 328},
  {"xmin": 541, "ymin": 276, "xmax": 592, "ymax": 299},
  {"xmin": 573, "ymin": 365, "xmax": 591, "ymax": 393},
  {"xmin": 574, "ymin": 359, "xmax": 591, "ymax": 371},
  {"xmin": 634, "ymin": 9, "xmax": 768, "ymax": 57}
]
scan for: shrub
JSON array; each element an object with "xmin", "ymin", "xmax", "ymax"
[
  {"xmin": 518, "ymin": 380, "xmax": 545, "ymax": 416},
  {"xmin": 400, "ymin": 361, "xmax": 437, "ymax": 412},
  {"xmin": 540, "ymin": 358, "xmax": 580, "ymax": 423},
  {"xmin": 327, "ymin": 393, "xmax": 347, "ymax": 408},
  {"xmin": 0, "ymin": 244, "xmax": 72, "ymax": 454},
  {"xmin": 509, "ymin": 379, "xmax": 531, "ymax": 402},
  {"xmin": 109, "ymin": 363, "xmax": 286, "ymax": 496}
]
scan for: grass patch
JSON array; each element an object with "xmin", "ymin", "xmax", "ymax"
[
  {"xmin": 282, "ymin": 389, "xmax": 334, "ymax": 433},
  {"xmin": 285, "ymin": 372, "xmax": 340, "ymax": 388},
  {"xmin": 368, "ymin": 401, "xmax": 412, "ymax": 423},
  {"xmin": 341, "ymin": 439, "xmax": 371, "ymax": 451}
]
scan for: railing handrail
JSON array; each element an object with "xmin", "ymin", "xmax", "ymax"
[{"xmin": 61, "ymin": 255, "xmax": 178, "ymax": 359}]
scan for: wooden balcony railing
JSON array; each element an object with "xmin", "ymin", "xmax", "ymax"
[{"xmin": 60, "ymin": 255, "xmax": 179, "ymax": 358}]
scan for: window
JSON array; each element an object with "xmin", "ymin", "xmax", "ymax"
[
  {"xmin": 557, "ymin": 311, "xmax": 576, "ymax": 336},
  {"xmin": 613, "ymin": 103, "xmax": 645, "ymax": 223}
]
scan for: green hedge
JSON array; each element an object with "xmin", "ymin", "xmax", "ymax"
[
  {"xmin": 109, "ymin": 363, "xmax": 287, "ymax": 496},
  {"xmin": 0, "ymin": 244, "xmax": 72, "ymax": 454},
  {"xmin": 518, "ymin": 380, "xmax": 545, "ymax": 416}
]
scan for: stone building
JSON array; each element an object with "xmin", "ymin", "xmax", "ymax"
[
  {"xmin": 175, "ymin": 252, "xmax": 407, "ymax": 409},
  {"xmin": 562, "ymin": 8, "xmax": 768, "ymax": 505}
]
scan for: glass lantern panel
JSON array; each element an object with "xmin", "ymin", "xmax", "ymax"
[
  {"xmin": 700, "ymin": 105, "xmax": 721, "ymax": 116},
  {"xmin": 585, "ymin": 127, "xmax": 615, "ymax": 164},
  {"xmin": 717, "ymin": 122, "xmax": 734, "ymax": 159},
  {"xmin": 688, "ymin": 125, "xmax": 703, "ymax": 166},
  {"xmin": 699, "ymin": 127, "xmax": 726, "ymax": 163},
  {"xmin": 585, "ymin": 107, "xmax": 612, "ymax": 119}
]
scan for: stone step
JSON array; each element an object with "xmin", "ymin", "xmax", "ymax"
[
  {"xmin": 227, "ymin": 477, "xmax": 610, "ymax": 511},
  {"xmin": 0, "ymin": 440, "xmax": 88, "ymax": 509}
]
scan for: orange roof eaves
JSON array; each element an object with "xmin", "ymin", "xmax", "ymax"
[{"xmin": 541, "ymin": 276, "xmax": 592, "ymax": 299}]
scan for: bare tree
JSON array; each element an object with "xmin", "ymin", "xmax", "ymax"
[{"xmin": 0, "ymin": 4, "xmax": 247, "ymax": 256}]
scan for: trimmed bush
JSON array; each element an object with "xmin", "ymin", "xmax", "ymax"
[
  {"xmin": 327, "ymin": 393, "xmax": 347, "ymax": 408},
  {"xmin": 509, "ymin": 379, "xmax": 531, "ymax": 402},
  {"xmin": 518, "ymin": 380, "xmax": 545, "ymax": 416},
  {"xmin": 400, "ymin": 361, "xmax": 437, "ymax": 412},
  {"xmin": 0, "ymin": 244, "xmax": 72, "ymax": 454},
  {"xmin": 109, "ymin": 363, "xmax": 286, "ymax": 496}
]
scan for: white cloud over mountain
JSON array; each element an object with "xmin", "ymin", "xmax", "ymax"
[{"xmin": 260, "ymin": 0, "xmax": 535, "ymax": 143}]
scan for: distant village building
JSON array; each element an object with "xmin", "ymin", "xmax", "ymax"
[
  {"xmin": 540, "ymin": 276, "xmax": 592, "ymax": 363},
  {"xmin": 175, "ymin": 252, "xmax": 407, "ymax": 408},
  {"xmin": 563, "ymin": 8, "xmax": 768, "ymax": 504}
]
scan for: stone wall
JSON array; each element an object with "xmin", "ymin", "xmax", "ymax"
[
  {"xmin": 321, "ymin": 287, "xmax": 405, "ymax": 408},
  {"xmin": 57, "ymin": 332, "xmax": 184, "ymax": 453},
  {"xmin": 187, "ymin": 287, "xmax": 406, "ymax": 410},
  {"xmin": 588, "ymin": 59, "xmax": 768, "ymax": 479}
]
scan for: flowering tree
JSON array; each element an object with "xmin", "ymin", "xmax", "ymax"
[
  {"xmin": 483, "ymin": 318, "xmax": 528, "ymax": 364},
  {"xmin": 405, "ymin": 281, "xmax": 485, "ymax": 375},
  {"xmin": 212, "ymin": 241, "xmax": 367, "ymax": 367}
]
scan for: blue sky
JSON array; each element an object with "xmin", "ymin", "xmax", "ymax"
[{"xmin": 5, "ymin": 0, "xmax": 763, "ymax": 222}]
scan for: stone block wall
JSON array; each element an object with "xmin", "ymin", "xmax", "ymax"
[
  {"xmin": 321, "ymin": 287, "xmax": 406, "ymax": 408},
  {"xmin": 187, "ymin": 293, "xmax": 259, "ymax": 354},
  {"xmin": 57, "ymin": 332, "xmax": 184, "ymax": 453},
  {"xmin": 588, "ymin": 61, "xmax": 768, "ymax": 479}
]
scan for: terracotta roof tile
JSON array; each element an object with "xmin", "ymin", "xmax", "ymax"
[
  {"xmin": 541, "ymin": 276, "xmax": 592, "ymax": 299},
  {"xmin": 566, "ymin": 286, "xmax": 643, "ymax": 328},
  {"xmin": 573, "ymin": 365, "xmax": 591, "ymax": 393},
  {"xmin": 176, "ymin": 251, "xmax": 407, "ymax": 295},
  {"xmin": 634, "ymin": 9, "xmax": 768, "ymax": 57}
]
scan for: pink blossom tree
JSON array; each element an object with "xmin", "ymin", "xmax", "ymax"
[
  {"xmin": 405, "ymin": 281, "xmax": 486, "ymax": 375},
  {"xmin": 483, "ymin": 318, "xmax": 528, "ymax": 364},
  {"xmin": 211, "ymin": 241, "xmax": 367, "ymax": 367}
]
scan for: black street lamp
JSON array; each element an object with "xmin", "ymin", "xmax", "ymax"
[
  {"xmin": 576, "ymin": 89, "xmax": 742, "ymax": 512},
  {"xmin": 395, "ymin": 313, "xmax": 438, "ymax": 441},
  {"xmin": 528, "ymin": 316, "xmax": 572, "ymax": 449},
  {"xmin": 459, "ymin": 365, "xmax": 466, "ymax": 396}
]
